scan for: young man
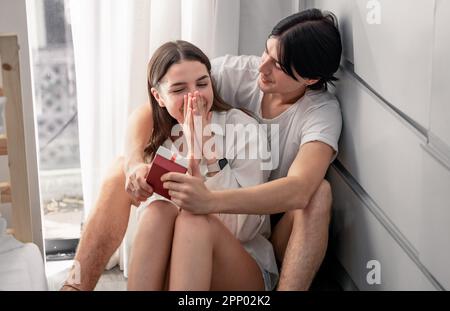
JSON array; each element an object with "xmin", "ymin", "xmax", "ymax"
[{"xmin": 63, "ymin": 8, "xmax": 342, "ymax": 291}]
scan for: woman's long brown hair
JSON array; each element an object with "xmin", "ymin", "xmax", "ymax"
[{"xmin": 144, "ymin": 40, "xmax": 232, "ymax": 160}]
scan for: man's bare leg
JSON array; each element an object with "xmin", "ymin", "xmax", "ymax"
[
  {"xmin": 63, "ymin": 157, "xmax": 132, "ymax": 290},
  {"xmin": 270, "ymin": 179, "xmax": 332, "ymax": 291}
]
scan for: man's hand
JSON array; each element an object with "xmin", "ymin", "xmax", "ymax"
[
  {"xmin": 125, "ymin": 163, "xmax": 154, "ymax": 206},
  {"xmin": 161, "ymin": 171, "xmax": 214, "ymax": 214}
]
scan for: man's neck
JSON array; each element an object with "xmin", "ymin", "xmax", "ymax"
[{"xmin": 268, "ymin": 85, "xmax": 307, "ymax": 107}]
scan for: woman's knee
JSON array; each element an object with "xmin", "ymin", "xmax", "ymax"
[
  {"xmin": 140, "ymin": 201, "xmax": 179, "ymax": 224},
  {"xmin": 174, "ymin": 211, "xmax": 212, "ymax": 237}
]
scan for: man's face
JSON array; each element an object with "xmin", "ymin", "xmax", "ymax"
[{"xmin": 258, "ymin": 37, "xmax": 309, "ymax": 95}]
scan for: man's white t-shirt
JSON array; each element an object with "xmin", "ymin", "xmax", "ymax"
[{"xmin": 211, "ymin": 55, "xmax": 342, "ymax": 181}]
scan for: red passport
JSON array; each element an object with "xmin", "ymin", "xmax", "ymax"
[{"xmin": 146, "ymin": 146, "xmax": 188, "ymax": 200}]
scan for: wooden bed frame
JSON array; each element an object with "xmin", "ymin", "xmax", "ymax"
[{"xmin": 0, "ymin": 34, "xmax": 37, "ymax": 245}]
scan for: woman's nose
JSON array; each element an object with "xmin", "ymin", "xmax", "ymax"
[{"xmin": 187, "ymin": 88, "xmax": 199, "ymax": 96}]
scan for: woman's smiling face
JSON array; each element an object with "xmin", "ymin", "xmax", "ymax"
[{"xmin": 151, "ymin": 60, "xmax": 214, "ymax": 124}]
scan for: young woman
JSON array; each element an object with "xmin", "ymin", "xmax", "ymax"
[{"xmin": 126, "ymin": 40, "xmax": 278, "ymax": 291}]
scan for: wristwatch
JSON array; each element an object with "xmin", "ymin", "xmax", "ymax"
[{"xmin": 206, "ymin": 158, "xmax": 228, "ymax": 173}]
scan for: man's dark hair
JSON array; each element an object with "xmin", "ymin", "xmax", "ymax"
[{"xmin": 270, "ymin": 8, "xmax": 342, "ymax": 90}]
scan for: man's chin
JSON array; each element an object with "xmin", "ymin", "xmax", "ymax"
[{"xmin": 258, "ymin": 81, "xmax": 274, "ymax": 93}]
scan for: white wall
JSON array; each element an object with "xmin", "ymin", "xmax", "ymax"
[
  {"xmin": 307, "ymin": 0, "xmax": 450, "ymax": 290},
  {"xmin": 239, "ymin": 0, "xmax": 302, "ymax": 56},
  {"xmin": 0, "ymin": 0, "xmax": 43, "ymax": 254}
]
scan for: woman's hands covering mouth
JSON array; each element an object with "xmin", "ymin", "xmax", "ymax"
[{"xmin": 182, "ymin": 91, "xmax": 213, "ymax": 170}]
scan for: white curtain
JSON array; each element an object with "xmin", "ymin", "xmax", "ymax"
[{"xmin": 70, "ymin": 0, "xmax": 300, "ymax": 274}]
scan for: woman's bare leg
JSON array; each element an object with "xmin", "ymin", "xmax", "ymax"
[
  {"xmin": 270, "ymin": 179, "xmax": 332, "ymax": 291},
  {"xmin": 127, "ymin": 201, "xmax": 178, "ymax": 290},
  {"xmin": 64, "ymin": 157, "xmax": 132, "ymax": 291},
  {"xmin": 169, "ymin": 211, "xmax": 264, "ymax": 291}
]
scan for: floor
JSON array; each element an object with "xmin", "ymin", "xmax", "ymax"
[
  {"xmin": 46, "ymin": 252, "xmax": 343, "ymax": 291},
  {"xmin": 46, "ymin": 260, "xmax": 127, "ymax": 291},
  {"xmin": 310, "ymin": 252, "xmax": 344, "ymax": 291}
]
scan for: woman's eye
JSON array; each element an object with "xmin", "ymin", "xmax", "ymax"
[
  {"xmin": 274, "ymin": 62, "xmax": 282, "ymax": 70},
  {"xmin": 172, "ymin": 89, "xmax": 185, "ymax": 93},
  {"xmin": 197, "ymin": 83, "xmax": 208, "ymax": 88}
]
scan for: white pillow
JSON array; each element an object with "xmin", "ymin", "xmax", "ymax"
[{"xmin": 0, "ymin": 243, "xmax": 48, "ymax": 291}]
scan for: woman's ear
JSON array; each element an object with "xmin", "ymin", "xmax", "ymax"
[{"xmin": 151, "ymin": 87, "xmax": 166, "ymax": 108}]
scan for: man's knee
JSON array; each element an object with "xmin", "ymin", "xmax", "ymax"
[
  {"xmin": 315, "ymin": 179, "xmax": 332, "ymax": 219},
  {"xmin": 292, "ymin": 179, "xmax": 333, "ymax": 223},
  {"xmin": 316, "ymin": 178, "xmax": 332, "ymax": 203},
  {"xmin": 102, "ymin": 156, "xmax": 126, "ymax": 187},
  {"xmin": 110, "ymin": 156, "xmax": 126, "ymax": 178},
  {"xmin": 317, "ymin": 179, "xmax": 332, "ymax": 199}
]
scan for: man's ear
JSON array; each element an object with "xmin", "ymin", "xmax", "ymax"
[
  {"xmin": 305, "ymin": 78, "xmax": 320, "ymax": 86},
  {"xmin": 151, "ymin": 87, "xmax": 165, "ymax": 108}
]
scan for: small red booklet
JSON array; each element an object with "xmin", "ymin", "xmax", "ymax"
[{"xmin": 146, "ymin": 146, "xmax": 188, "ymax": 200}]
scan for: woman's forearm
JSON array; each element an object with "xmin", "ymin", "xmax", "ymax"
[
  {"xmin": 212, "ymin": 176, "xmax": 311, "ymax": 215},
  {"xmin": 124, "ymin": 103, "xmax": 153, "ymax": 172}
]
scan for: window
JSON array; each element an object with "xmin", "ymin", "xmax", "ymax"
[{"xmin": 29, "ymin": 0, "xmax": 82, "ymax": 259}]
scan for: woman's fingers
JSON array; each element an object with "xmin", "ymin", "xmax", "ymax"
[
  {"xmin": 194, "ymin": 91, "xmax": 205, "ymax": 115},
  {"xmin": 191, "ymin": 96, "xmax": 203, "ymax": 152},
  {"xmin": 184, "ymin": 93, "xmax": 194, "ymax": 151},
  {"xmin": 183, "ymin": 94, "xmax": 188, "ymax": 121},
  {"xmin": 184, "ymin": 91, "xmax": 211, "ymax": 159},
  {"xmin": 132, "ymin": 181, "xmax": 153, "ymax": 198},
  {"xmin": 207, "ymin": 111, "xmax": 212, "ymax": 123},
  {"xmin": 136, "ymin": 174, "xmax": 153, "ymax": 195},
  {"xmin": 188, "ymin": 155, "xmax": 202, "ymax": 177},
  {"xmin": 189, "ymin": 97, "xmax": 196, "ymax": 156},
  {"xmin": 192, "ymin": 95, "xmax": 198, "ymax": 114},
  {"xmin": 194, "ymin": 93, "xmax": 207, "ymax": 124},
  {"xmin": 184, "ymin": 93, "xmax": 193, "ymax": 127},
  {"xmin": 125, "ymin": 164, "xmax": 153, "ymax": 200}
]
